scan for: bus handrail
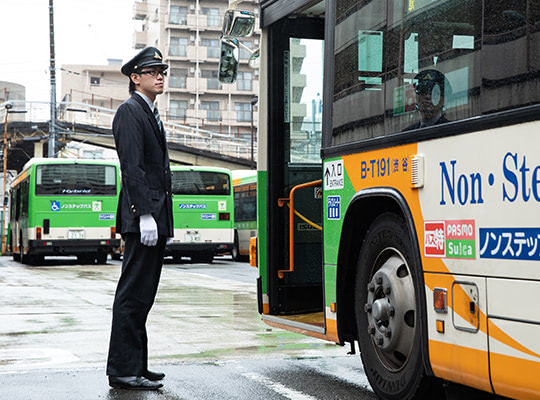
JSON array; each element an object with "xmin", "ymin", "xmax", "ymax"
[{"xmin": 277, "ymin": 179, "xmax": 322, "ymax": 279}]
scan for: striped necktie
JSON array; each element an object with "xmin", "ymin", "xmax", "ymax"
[{"xmin": 153, "ymin": 106, "xmax": 163, "ymax": 131}]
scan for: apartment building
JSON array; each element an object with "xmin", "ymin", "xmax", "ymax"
[
  {"xmin": 60, "ymin": 59, "xmax": 126, "ymax": 110},
  {"xmin": 133, "ymin": 0, "xmax": 259, "ymax": 140}
]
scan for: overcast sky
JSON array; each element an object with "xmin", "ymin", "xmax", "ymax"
[{"xmin": 0, "ymin": 0, "xmax": 136, "ymax": 102}]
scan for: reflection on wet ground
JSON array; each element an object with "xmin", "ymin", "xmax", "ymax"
[{"xmin": 0, "ymin": 256, "xmax": 345, "ymax": 372}]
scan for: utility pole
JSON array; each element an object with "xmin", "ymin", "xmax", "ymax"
[
  {"xmin": 48, "ymin": 0, "xmax": 57, "ymax": 157},
  {"xmin": 2, "ymin": 103, "xmax": 11, "ymax": 255}
]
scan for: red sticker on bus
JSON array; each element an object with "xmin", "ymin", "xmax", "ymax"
[{"xmin": 425, "ymin": 221, "xmax": 445, "ymax": 257}]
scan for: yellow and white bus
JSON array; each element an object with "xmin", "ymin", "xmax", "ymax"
[{"xmin": 222, "ymin": 1, "xmax": 540, "ymax": 399}]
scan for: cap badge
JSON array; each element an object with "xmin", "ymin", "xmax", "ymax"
[{"xmin": 154, "ymin": 51, "xmax": 162, "ymax": 60}]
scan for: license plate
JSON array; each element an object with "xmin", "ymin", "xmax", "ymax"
[
  {"xmin": 184, "ymin": 233, "xmax": 201, "ymax": 243},
  {"xmin": 68, "ymin": 230, "xmax": 85, "ymax": 239}
]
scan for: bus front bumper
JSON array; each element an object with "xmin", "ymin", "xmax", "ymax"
[{"xmin": 28, "ymin": 239, "xmax": 121, "ymax": 255}]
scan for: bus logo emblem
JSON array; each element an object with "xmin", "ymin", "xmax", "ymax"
[
  {"xmin": 92, "ymin": 201, "xmax": 102, "ymax": 212},
  {"xmin": 327, "ymin": 195, "xmax": 340, "ymax": 220},
  {"xmin": 51, "ymin": 201, "xmax": 60, "ymax": 212}
]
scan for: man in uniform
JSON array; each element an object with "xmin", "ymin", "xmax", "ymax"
[
  {"xmin": 106, "ymin": 46, "xmax": 173, "ymax": 390},
  {"xmin": 404, "ymin": 69, "xmax": 450, "ymax": 130}
]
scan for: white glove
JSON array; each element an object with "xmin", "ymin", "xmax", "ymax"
[{"xmin": 139, "ymin": 214, "xmax": 158, "ymax": 246}]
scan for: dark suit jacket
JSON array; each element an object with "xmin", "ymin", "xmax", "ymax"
[{"xmin": 113, "ymin": 93, "xmax": 173, "ymax": 237}]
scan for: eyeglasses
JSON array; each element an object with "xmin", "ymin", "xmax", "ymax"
[{"xmin": 139, "ymin": 69, "xmax": 167, "ymax": 78}]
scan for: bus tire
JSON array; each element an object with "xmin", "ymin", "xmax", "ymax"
[
  {"xmin": 95, "ymin": 253, "xmax": 107, "ymax": 264},
  {"xmin": 354, "ymin": 212, "xmax": 439, "ymax": 400},
  {"xmin": 191, "ymin": 254, "xmax": 213, "ymax": 264},
  {"xmin": 232, "ymin": 231, "xmax": 241, "ymax": 261}
]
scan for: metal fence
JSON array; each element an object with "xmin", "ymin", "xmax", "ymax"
[{"xmin": 1, "ymin": 100, "xmax": 257, "ymax": 161}]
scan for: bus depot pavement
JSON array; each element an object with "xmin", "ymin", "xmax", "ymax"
[{"xmin": 0, "ymin": 255, "xmax": 376, "ymax": 399}]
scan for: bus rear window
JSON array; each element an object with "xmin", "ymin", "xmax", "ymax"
[
  {"xmin": 171, "ymin": 171, "xmax": 230, "ymax": 195},
  {"xmin": 35, "ymin": 164, "xmax": 117, "ymax": 195}
]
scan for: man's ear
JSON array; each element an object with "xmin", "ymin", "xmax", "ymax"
[{"xmin": 130, "ymin": 73, "xmax": 141, "ymax": 85}]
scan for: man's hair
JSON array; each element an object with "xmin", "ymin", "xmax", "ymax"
[{"xmin": 129, "ymin": 78, "xmax": 136, "ymax": 95}]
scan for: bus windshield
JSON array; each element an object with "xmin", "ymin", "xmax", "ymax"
[
  {"xmin": 171, "ymin": 170, "xmax": 231, "ymax": 195},
  {"xmin": 35, "ymin": 164, "xmax": 117, "ymax": 195}
]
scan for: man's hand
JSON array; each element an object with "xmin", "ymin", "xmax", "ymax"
[{"xmin": 139, "ymin": 214, "xmax": 158, "ymax": 246}]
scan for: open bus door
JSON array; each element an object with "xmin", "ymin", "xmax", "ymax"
[{"xmin": 262, "ymin": 16, "xmax": 326, "ymax": 335}]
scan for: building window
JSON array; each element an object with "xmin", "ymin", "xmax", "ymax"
[
  {"xmin": 170, "ymin": 5, "xmax": 187, "ymax": 25},
  {"xmin": 202, "ymin": 39, "xmax": 220, "ymax": 58},
  {"xmin": 170, "ymin": 37, "xmax": 188, "ymax": 57},
  {"xmin": 201, "ymin": 70, "xmax": 221, "ymax": 90},
  {"xmin": 170, "ymin": 68, "xmax": 187, "ymax": 88},
  {"xmin": 170, "ymin": 100, "xmax": 188, "ymax": 120},
  {"xmin": 90, "ymin": 77, "xmax": 100, "ymax": 86},
  {"xmin": 235, "ymin": 102, "xmax": 251, "ymax": 122},
  {"xmin": 237, "ymin": 71, "xmax": 252, "ymax": 91},
  {"xmin": 239, "ymin": 41, "xmax": 252, "ymax": 60},
  {"xmin": 202, "ymin": 8, "xmax": 220, "ymax": 27},
  {"xmin": 201, "ymin": 101, "xmax": 220, "ymax": 121}
]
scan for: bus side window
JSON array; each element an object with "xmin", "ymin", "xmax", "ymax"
[{"xmin": 21, "ymin": 181, "xmax": 29, "ymax": 218}]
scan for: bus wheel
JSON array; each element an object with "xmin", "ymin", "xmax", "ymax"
[
  {"xmin": 232, "ymin": 232, "xmax": 240, "ymax": 261},
  {"xmin": 354, "ymin": 213, "xmax": 436, "ymax": 400},
  {"xmin": 95, "ymin": 253, "xmax": 107, "ymax": 264},
  {"xmin": 191, "ymin": 254, "xmax": 213, "ymax": 264},
  {"xmin": 77, "ymin": 254, "xmax": 95, "ymax": 265}
]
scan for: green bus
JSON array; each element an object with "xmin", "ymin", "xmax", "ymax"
[
  {"xmin": 165, "ymin": 166, "xmax": 234, "ymax": 264},
  {"xmin": 10, "ymin": 158, "xmax": 121, "ymax": 265},
  {"xmin": 232, "ymin": 170, "xmax": 257, "ymax": 261}
]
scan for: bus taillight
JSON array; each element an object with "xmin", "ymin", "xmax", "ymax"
[
  {"xmin": 110, "ymin": 226, "xmax": 116, "ymax": 239},
  {"xmin": 36, "ymin": 227, "xmax": 42, "ymax": 240},
  {"xmin": 219, "ymin": 212, "xmax": 230, "ymax": 221},
  {"xmin": 249, "ymin": 237, "xmax": 257, "ymax": 267}
]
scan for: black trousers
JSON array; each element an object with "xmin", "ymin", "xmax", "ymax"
[{"xmin": 106, "ymin": 233, "xmax": 166, "ymax": 377}]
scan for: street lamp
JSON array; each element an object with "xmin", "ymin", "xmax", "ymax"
[
  {"xmin": 250, "ymin": 96, "xmax": 258, "ymax": 170},
  {"xmin": 2, "ymin": 103, "xmax": 27, "ymax": 255}
]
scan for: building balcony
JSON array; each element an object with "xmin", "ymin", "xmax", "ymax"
[
  {"xmin": 133, "ymin": 1, "xmax": 148, "ymax": 20},
  {"xmin": 133, "ymin": 31, "xmax": 147, "ymax": 49}
]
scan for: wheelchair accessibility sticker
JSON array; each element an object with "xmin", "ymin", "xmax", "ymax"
[{"xmin": 51, "ymin": 201, "xmax": 61, "ymax": 211}]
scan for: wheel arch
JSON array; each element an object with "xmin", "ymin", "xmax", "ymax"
[{"xmin": 335, "ymin": 187, "xmax": 433, "ymax": 376}]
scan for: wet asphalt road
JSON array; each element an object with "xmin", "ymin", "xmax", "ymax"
[{"xmin": 0, "ymin": 255, "xmax": 376, "ymax": 399}]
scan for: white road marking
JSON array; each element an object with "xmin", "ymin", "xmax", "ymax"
[{"xmin": 242, "ymin": 371, "xmax": 319, "ymax": 400}]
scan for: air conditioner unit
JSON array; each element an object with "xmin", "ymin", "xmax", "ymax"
[
  {"xmin": 190, "ymin": 98, "xmax": 195, "ymax": 104},
  {"xmin": 190, "ymin": 35, "xmax": 195, "ymax": 42},
  {"xmin": 189, "ymin": 4, "xmax": 195, "ymax": 10},
  {"xmin": 254, "ymin": 39, "xmax": 259, "ymax": 45},
  {"xmin": 189, "ymin": 67, "xmax": 195, "ymax": 74}
]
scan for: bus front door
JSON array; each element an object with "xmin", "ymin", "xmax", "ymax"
[{"xmin": 263, "ymin": 16, "xmax": 325, "ymax": 334}]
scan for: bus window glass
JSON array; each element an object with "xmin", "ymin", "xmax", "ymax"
[
  {"xmin": 482, "ymin": 1, "xmax": 540, "ymax": 113},
  {"xmin": 287, "ymin": 38, "xmax": 323, "ymax": 164},
  {"xmin": 171, "ymin": 171, "xmax": 230, "ymax": 195},
  {"xmin": 333, "ymin": 0, "xmax": 540, "ymax": 143},
  {"xmin": 234, "ymin": 184, "xmax": 256, "ymax": 222},
  {"xmin": 35, "ymin": 164, "xmax": 117, "ymax": 195}
]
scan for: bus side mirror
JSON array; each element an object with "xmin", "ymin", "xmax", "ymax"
[
  {"xmin": 222, "ymin": 10, "xmax": 255, "ymax": 37},
  {"xmin": 218, "ymin": 37, "xmax": 240, "ymax": 83},
  {"xmin": 248, "ymin": 48, "xmax": 260, "ymax": 69}
]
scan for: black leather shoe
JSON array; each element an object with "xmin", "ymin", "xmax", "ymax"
[
  {"xmin": 144, "ymin": 370, "xmax": 165, "ymax": 381},
  {"xmin": 108, "ymin": 376, "xmax": 163, "ymax": 390}
]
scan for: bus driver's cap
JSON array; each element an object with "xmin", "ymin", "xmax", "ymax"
[
  {"xmin": 414, "ymin": 69, "xmax": 446, "ymax": 95},
  {"xmin": 121, "ymin": 46, "xmax": 169, "ymax": 76}
]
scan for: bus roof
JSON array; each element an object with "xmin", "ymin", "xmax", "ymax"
[
  {"xmin": 170, "ymin": 165, "xmax": 232, "ymax": 175},
  {"xmin": 232, "ymin": 170, "xmax": 256, "ymax": 187},
  {"xmin": 20, "ymin": 157, "xmax": 119, "ymax": 171}
]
